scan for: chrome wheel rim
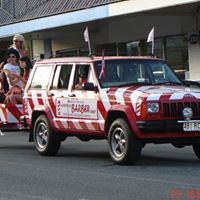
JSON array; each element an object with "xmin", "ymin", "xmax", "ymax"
[
  {"xmin": 36, "ymin": 122, "xmax": 48, "ymax": 149},
  {"xmin": 111, "ymin": 127, "xmax": 127, "ymax": 157}
]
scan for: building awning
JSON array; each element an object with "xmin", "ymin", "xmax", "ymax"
[
  {"xmin": 0, "ymin": 0, "xmax": 199, "ymax": 38},
  {"xmin": 0, "ymin": 5, "xmax": 109, "ymax": 38}
]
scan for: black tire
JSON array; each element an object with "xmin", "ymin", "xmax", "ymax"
[
  {"xmin": 33, "ymin": 115, "xmax": 61, "ymax": 156},
  {"xmin": 59, "ymin": 134, "xmax": 67, "ymax": 142},
  {"xmin": 108, "ymin": 118, "xmax": 142, "ymax": 165},
  {"xmin": 193, "ymin": 144, "xmax": 200, "ymax": 159}
]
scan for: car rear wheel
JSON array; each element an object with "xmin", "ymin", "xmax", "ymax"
[
  {"xmin": 108, "ymin": 118, "xmax": 142, "ymax": 165},
  {"xmin": 193, "ymin": 144, "xmax": 200, "ymax": 160},
  {"xmin": 33, "ymin": 115, "xmax": 61, "ymax": 156}
]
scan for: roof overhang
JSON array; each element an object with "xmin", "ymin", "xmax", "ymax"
[
  {"xmin": 109, "ymin": 0, "xmax": 200, "ymax": 17},
  {"xmin": 0, "ymin": 0, "xmax": 199, "ymax": 39},
  {"xmin": 0, "ymin": 5, "xmax": 109, "ymax": 38}
]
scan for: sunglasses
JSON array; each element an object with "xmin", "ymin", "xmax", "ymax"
[
  {"xmin": 9, "ymin": 55, "xmax": 16, "ymax": 59},
  {"xmin": 14, "ymin": 40, "xmax": 23, "ymax": 44}
]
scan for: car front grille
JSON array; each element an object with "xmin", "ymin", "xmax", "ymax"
[{"xmin": 163, "ymin": 102, "xmax": 200, "ymax": 117}]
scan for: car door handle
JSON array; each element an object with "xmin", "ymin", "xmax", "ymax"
[
  {"xmin": 68, "ymin": 94, "xmax": 76, "ymax": 97},
  {"xmin": 47, "ymin": 92, "xmax": 54, "ymax": 97}
]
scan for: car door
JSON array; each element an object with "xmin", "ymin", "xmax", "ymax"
[
  {"xmin": 49, "ymin": 64, "xmax": 73, "ymax": 130},
  {"xmin": 67, "ymin": 63, "xmax": 101, "ymax": 132}
]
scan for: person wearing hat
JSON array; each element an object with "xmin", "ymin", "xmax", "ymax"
[
  {"xmin": 3, "ymin": 48, "xmax": 21, "ymax": 89},
  {"xmin": 5, "ymin": 56, "xmax": 32, "ymax": 104}
]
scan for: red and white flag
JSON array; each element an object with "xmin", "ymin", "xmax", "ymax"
[{"xmin": 99, "ymin": 49, "xmax": 106, "ymax": 79}]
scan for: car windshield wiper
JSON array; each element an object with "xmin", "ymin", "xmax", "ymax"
[
  {"xmin": 154, "ymin": 81, "xmax": 183, "ymax": 86},
  {"xmin": 118, "ymin": 82, "xmax": 153, "ymax": 87}
]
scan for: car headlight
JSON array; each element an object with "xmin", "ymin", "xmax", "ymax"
[{"xmin": 147, "ymin": 103, "xmax": 159, "ymax": 113}]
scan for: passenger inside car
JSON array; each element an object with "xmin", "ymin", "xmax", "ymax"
[{"xmin": 74, "ymin": 65, "xmax": 89, "ymax": 90}]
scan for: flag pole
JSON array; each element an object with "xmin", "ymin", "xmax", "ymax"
[
  {"xmin": 152, "ymin": 39, "xmax": 154, "ymax": 55},
  {"xmin": 88, "ymin": 39, "xmax": 92, "ymax": 56},
  {"xmin": 99, "ymin": 49, "xmax": 105, "ymax": 79}
]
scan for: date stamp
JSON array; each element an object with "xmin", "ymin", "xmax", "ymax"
[{"xmin": 170, "ymin": 189, "xmax": 200, "ymax": 199}]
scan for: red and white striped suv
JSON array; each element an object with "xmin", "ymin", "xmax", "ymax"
[{"xmin": 22, "ymin": 56, "xmax": 200, "ymax": 165}]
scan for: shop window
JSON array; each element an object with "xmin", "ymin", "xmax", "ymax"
[
  {"xmin": 140, "ymin": 39, "xmax": 163, "ymax": 58},
  {"xmin": 96, "ymin": 43, "xmax": 117, "ymax": 56},
  {"xmin": 166, "ymin": 35, "xmax": 188, "ymax": 80},
  {"xmin": 56, "ymin": 48, "xmax": 89, "ymax": 57},
  {"xmin": 126, "ymin": 41, "xmax": 140, "ymax": 56}
]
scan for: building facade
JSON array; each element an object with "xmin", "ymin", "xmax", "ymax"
[{"xmin": 0, "ymin": 0, "xmax": 200, "ymax": 80}]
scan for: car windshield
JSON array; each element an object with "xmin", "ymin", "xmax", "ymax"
[{"xmin": 94, "ymin": 59, "xmax": 182, "ymax": 88}]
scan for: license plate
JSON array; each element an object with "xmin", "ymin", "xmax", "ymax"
[{"xmin": 183, "ymin": 122, "xmax": 200, "ymax": 132}]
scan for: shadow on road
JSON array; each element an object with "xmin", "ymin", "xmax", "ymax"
[
  {"xmin": 0, "ymin": 144, "xmax": 34, "ymax": 150},
  {"xmin": 137, "ymin": 154, "xmax": 200, "ymax": 167}
]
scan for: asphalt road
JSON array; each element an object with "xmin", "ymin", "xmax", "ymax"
[{"xmin": 0, "ymin": 131, "xmax": 199, "ymax": 200}]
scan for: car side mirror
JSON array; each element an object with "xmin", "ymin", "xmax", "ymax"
[
  {"xmin": 183, "ymin": 80, "xmax": 200, "ymax": 88},
  {"xmin": 83, "ymin": 82, "xmax": 97, "ymax": 91}
]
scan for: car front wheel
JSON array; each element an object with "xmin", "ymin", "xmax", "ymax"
[
  {"xmin": 108, "ymin": 118, "xmax": 142, "ymax": 165},
  {"xmin": 33, "ymin": 115, "xmax": 61, "ymax": 156}
]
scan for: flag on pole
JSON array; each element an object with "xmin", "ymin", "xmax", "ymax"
[
  {"xmin": 147, "ymin": 27, "xmax": 154, "ymax": 43},
  {"xmin": 99, "ymin": 49, "xmax": 106, "ymax": 79},
  {"xmin": 83, "ymin": 27, "xmax": 92, "ymax": 56},
  {"xmin": 147, "ymin": 27, "xmax": 154, "ymax": 55},
  {"xmin": 84, "ymin": 27, "xmax": 89, "ymax": 42}
]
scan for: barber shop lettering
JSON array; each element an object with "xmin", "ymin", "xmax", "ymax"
[{"xmin": 71, "ymin": 104, "xmax": 90, "ymax": 114}]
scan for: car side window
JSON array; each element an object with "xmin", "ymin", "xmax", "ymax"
[
  {"xmin": 73, "ymin": 65, "xmax": 90, "ymax": 90},
  {"xmin": 52, "ymin": 64, "xmax": 72, "ymax": 89},
  {"xmin": 30, "ymin": 65, "xmax": 53, "ymax": 89}
]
